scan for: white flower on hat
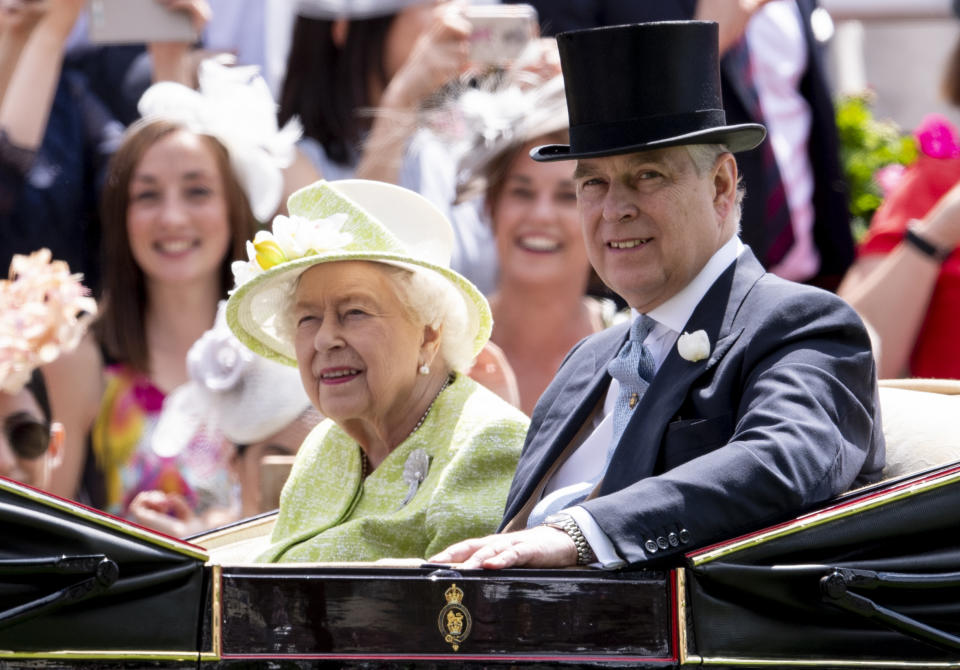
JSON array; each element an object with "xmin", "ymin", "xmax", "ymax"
[
  {"xmin": 231, "ymin": 212, "xmax": 353, "ymax": 288},
  {"xmin": 677, "ymin": 330, "xmax": 710, "ymax": 363},
  {"xmin": 272, "ymin": 212, "xmax": 351, "ymax": 259},
  {"xmin": 187, "ymin": 326, "xmax": 254, "ymax": 393}
]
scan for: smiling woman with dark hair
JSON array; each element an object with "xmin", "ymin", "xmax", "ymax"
[
  {"xmin": 40, "ymin": 60, "xmax": 299, "ymax": 529},
  {"xmin": 452, "ymin": 74, "xmax": 627, "ymax": 415}
]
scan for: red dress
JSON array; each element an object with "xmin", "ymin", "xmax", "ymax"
[{"xmin": 858, "ymin": 153, "xmax": 960, "ymax": 378}]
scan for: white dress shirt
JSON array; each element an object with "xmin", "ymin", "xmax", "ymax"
[{"xmin": 529, "ymin": 236, "xmax": 744, "ymax": 567}]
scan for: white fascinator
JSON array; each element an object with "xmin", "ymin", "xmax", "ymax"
[
  {"xmin": 449, "ymin": 74, "xmax": 569, "ymax": 203},
  {"xmin": 137, "ymin": 57, "xmax": 302, "ymax": 222}
]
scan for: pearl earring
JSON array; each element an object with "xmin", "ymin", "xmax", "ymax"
[{"xmin": 418, "ymin": 363, "xmax": 430, "ymax": 375}]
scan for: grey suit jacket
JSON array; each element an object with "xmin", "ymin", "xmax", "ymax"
[{"xmin": 499, "ymin": 249, "xmax": 884, "ymax": 566}]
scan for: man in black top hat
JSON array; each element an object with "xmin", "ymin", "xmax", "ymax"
[{"xmin": 430, "ymin": 20, "xmax": 883, "ymax": 570}]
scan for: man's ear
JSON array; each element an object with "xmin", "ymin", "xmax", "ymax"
[
  {"xmin": 47, "ymin": 421, "xmax": 65, "ymax": 469},
  {"xmin": 331, "ymin": 19, "xmax": 349, "ymax": 48},
  {"xmin": 711, "ymin": 153, "xmax": 738, "ymax": 223}
]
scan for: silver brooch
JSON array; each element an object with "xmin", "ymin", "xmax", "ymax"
[{"xmin": 399, "ymin": 448, "xmax": 431, "ymax": 509}]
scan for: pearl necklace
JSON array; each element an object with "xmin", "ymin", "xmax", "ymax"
[
  {"xmin": 359, "ymin": 373, "xmax": 453, "ymax": 478},
  {"xmin": 410, "ymin": 373, "xmax": 453, "ymax": 435}
]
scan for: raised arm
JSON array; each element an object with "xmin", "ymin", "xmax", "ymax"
[
  {"xmin": 146, "ymin": 0, "xmax": 210, "ymax": 85},
  {"xmin": 353, "ymin": 3, "xmax": 470, "ymax": 185},
  {"xmin": 838, "ymin": 180, "xmax": 960, "ymax": 377},
  {"xmin": 0, "ymin": 0, "xmax": 83, "ymax": 151},
  {"xmin": 42, "ymin": 332, "xmax": 104, "ymax": 500}
]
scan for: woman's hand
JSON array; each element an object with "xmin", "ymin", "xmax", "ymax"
[
  {"xmin": 13, "ymin": 0, "xmax": 83, "ymax": 42},
  {"xmin": 128, "ymin": 490, "xmax": 200, "ymax": 537},
  {"xmin": 382, "ymin": 3, "xmax": 471, "ymax": 110},
  {"xmin": 0, "ymin": 0, "xmax": 50, "ymax": 38}
]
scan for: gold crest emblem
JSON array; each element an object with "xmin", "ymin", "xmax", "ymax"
[{"xmin": 437, "ymin": 583, "xmax": 472, "ymax": 651}]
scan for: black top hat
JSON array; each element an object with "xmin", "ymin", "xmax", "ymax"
[{"xmin": 532, "ymin": 21, "xmax": 766, "ymax": 162}]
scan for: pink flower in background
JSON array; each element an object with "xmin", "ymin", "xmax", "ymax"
[
  {"xmin": 915, "ymin": 114, "xmax": 960, "ymax": 159},
  {"xmin": 874, "ymin": 163, "xmax": 907, "ymax": 196}
]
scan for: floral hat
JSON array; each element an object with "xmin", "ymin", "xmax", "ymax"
[
  {"xmin": 226, "ymin": 179, "xmax": 493, "ymax": 367},
  {"xmin": 0, "ymin": 250, "xmax": 97, "ymax": 395}
]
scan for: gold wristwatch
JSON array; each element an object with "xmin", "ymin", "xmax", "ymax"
[{"xmin": 543, "ymin": 512, "xmax": 597, "ymax": 566}]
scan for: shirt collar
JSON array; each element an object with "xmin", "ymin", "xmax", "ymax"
[{"xmin": 640, "ymin": 236, "xmax": 743, "ymax": 334}]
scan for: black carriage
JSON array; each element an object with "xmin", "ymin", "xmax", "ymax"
[{"xmin": 4, "ymin": 380, "xmax": 960, "ymax": 669}]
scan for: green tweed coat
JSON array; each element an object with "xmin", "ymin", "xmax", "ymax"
[{"xmin": 257, "ymin": 374, "xmax": 529, "ymax": 562}]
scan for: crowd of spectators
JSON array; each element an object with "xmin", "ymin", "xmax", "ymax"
[{"xmin": 0, "ymin": 0, "xmax": 956, "ymax": 538}]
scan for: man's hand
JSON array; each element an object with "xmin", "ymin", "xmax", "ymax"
[{"xmin": 429, "ymin": 525, "xmax": 579, "ymax": 569}]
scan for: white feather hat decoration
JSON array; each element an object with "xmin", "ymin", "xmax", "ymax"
[
  {"xmin": 451, "ymin": 74, "xmax": 569, "ymax": 203},
  {"xmin": 137, "ymin": 56, "xmax": 302, "ymax": 222}
]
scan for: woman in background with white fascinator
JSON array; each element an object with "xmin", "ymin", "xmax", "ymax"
[
  {"xmin": 41, "ymin": 59, "xmax": 303, "ymax": 530},
  {"xmin": 451, "ymin": 70, "xmax": 628, "ymax": 415},
  {"xmin": 127, "ymin": 302, "xmax": 322, "ymax": 537}
]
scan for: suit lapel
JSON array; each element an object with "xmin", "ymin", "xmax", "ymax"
[
  {"xmin": 502, "ymin": 324, "xmax": 627, "ymax": 523},
  {"xmin": 600, "ymin": 250, "xmax": 766, "ymax": 493}
]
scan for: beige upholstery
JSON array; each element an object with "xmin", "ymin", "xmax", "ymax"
[{"xmin": 878, "ymin": 378, "xmax": 960, "ymax": 480}]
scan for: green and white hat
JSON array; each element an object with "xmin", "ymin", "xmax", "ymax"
[{"xmin": 226, "ymin": 179, "xmax": 492, "ymax": 367}]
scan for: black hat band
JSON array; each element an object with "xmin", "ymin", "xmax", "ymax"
[{"xmin": 569, "ymin": 109, "xmax": 728, "ymax": 155}]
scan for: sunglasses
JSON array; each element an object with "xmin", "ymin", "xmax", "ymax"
[{"xmin": 4, "ymin": 411, "xmax": 50, "ymax": 460}]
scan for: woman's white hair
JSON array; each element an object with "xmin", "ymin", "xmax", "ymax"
[
  {"xmin": 383, "ymin": 264, "xmax": 474, "ymax": 372},
  {"xmin": 279, "ymin": 261, "xmax": 475, "ymax": 373}
]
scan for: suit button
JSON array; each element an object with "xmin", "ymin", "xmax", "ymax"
[
  {"xmin": 644, "ymin": 540, "xmax": 658, "ymax": 554},
  {"xmin": 679, "ymin": 529, "xmax": 690, "ymax": 544},
  {"xmin": 668, "ymin": 532, "xmax": 679, "ymax": 547},
  {"xmin": 657, "ymin": 536, "xmax": 669, "ymax": 550}
]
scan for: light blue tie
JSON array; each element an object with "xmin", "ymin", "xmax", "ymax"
[
  {"xmin": 607, "ymin": 314, "xmax": 657, "ymax": 447},
  {"xmin": 526, "ymin": 315, "xmax": 657, "ymax": 528}
]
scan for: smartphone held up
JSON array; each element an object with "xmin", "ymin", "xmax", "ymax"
[
  {"xmin": 465, "ymin": 3, "xmax": 538, "ymax": 67},
  {"xmin": 88, "ymin": 0, "xmax": 198, "ymax": 44}
]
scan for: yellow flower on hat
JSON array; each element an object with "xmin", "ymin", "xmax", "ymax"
[
  {"xmin": 233, "ymin": 214, "xmax": 354, "ymax": 288},
  {"xmin": 252, "ymin": 233, "xmax": 287, "ymax": 271}
]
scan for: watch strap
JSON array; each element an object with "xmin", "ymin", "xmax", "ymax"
[
  {"xmin": 543, "ymin": 513, "xmax": 597, "ymax": 566},
  {"xmin": 905, "ymin": 221, "xmax": 952, "ymax": 262}
]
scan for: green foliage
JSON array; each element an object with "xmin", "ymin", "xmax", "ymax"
[{"xmin": 835, "ymin": 94, "xmax": 917, "ymax": 241}]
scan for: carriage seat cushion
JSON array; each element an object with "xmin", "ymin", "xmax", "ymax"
[{"xmin": 879, "ymin": 383, "xmax": 960, "ymax": 480}]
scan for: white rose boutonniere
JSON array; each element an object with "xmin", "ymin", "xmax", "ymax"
[{"xmin": 677, "ymin": 330, "xmax": 710, "ymax": 362}]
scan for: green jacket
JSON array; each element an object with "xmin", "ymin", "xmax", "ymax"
[{"xmin": 257, "ymin": 374, "xmax": 529, "ymax": 562}]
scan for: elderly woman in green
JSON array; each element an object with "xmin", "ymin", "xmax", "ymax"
[{"xmin": 226, "ymin": 179, "xmax": 528, "ymax": 562}]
